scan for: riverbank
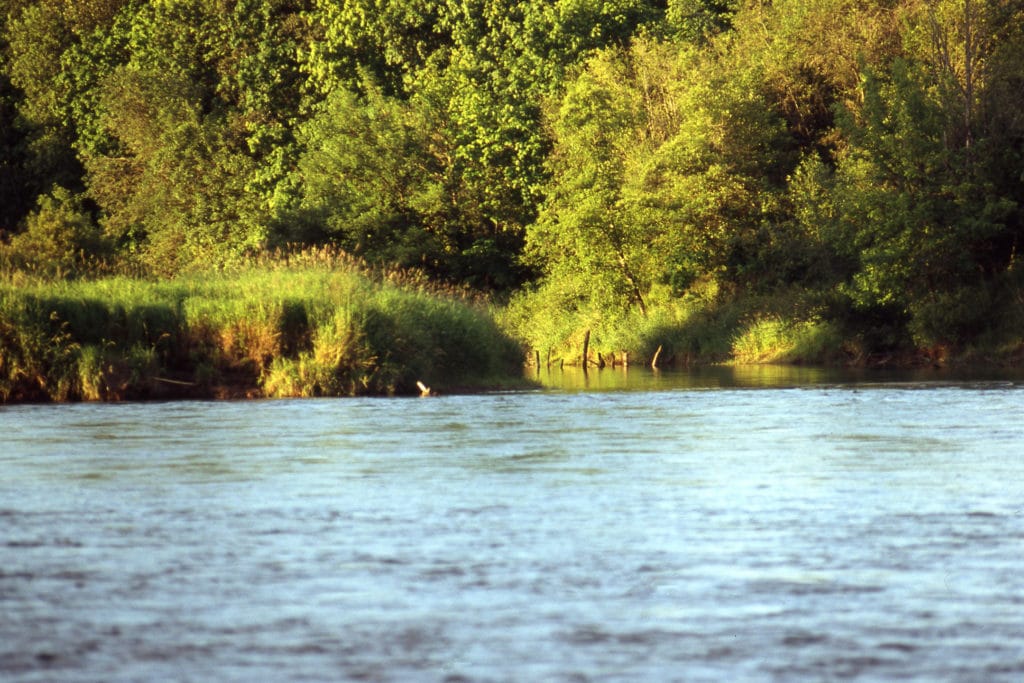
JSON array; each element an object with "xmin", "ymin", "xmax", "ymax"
[
  {"xmin": 518, "ymin": 330, "xmax": 1024, "ymax": 376},
  {"xmin": 0, "ymin": 251, "xmax": 525, "ymax": 403},
  {"xmin": 4, "ymin": 252, "xmax": 1023, "ymax": 404},
  {"xmin": 503, "ymin": 278, "xmax": 1024, "ymax": 374}
]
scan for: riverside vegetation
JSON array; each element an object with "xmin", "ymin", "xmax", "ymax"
[
  {"xmin": 3, "ymin": 1, "xmax": 1024, "ymax": 401},
  {"xmin": 0, "ymin": 249, "xmax": 523, "ymax": 400}
]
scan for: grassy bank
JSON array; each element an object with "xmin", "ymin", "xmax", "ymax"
[
  {"xmin": 502, "ymin": 276, "xmax": 1024, "ymax": 371},
  {"xmin": 0, "ymin": 250, "xmax": 525, "ymax": 402}
]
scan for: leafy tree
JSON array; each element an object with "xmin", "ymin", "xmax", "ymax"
[
  {"xmin": 58, "ymin": 1, "xmax": 137, "ymax": 160},
  {"xmin": 87, "ymin": 62, "xmax": 264, "ymax": 275},
  {"xmin": 422, "ymin": 0, "xmax": 669, "ymax": 287},
  {"xmin": 665, "ymin": 0, "xmax": 738, "ymax": 44},
  {"xmin": 302, "ymin": 0, "xmax": 447, "ymax": 98},
  {"xmin": 1, "ymin": 0, "xmax": 135, "ymax": 241},
  {"xmin": 293, "ymin": 80, "xmax": 447, "ymax": 271},
  {"xmin": 723, "ymin": 0, "xmax": 903, "ymax": 156},
  {"xmin": 3, "ymin": 1, "xmax": 83, "ymax": 205},
  {"xmin": 438, "ymin": 0, "xmax": 668, "ymax": 205},
  {"xmin": 1, "ymin": 185, "xmax": 107, "ymax": 275},
  {"xmin": 527, "ymin": 36, "xmax": 790, "ymax": 326},
  {"xmin": 72, "ymin": 0, "xmax": 313, "ymax": 273},
  {"xmin": 526, "ymin": 44, "xmax": 658, "ymax": 318},
  {"xmin": 295, "ymin": 0, "xmax": 668, "ymax": 290},
  {"xmin": 813, "ymin": 0, "xmax": 1024, "ymax": 346},
  {"xmin": 201, "ymin": 0, "xmax": 312, "ymax": 208}
]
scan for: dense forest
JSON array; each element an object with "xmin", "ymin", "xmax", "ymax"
[{"xmin": 3, "ymin": 0, "xmax": 1024, "ymax": 375}]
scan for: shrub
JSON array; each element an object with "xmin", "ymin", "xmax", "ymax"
[
  {"xmin": 0, "ymin": 187, "xmax": 110, "ymax": 277},
  {"xmin": 732, "ymin": 316, "xmax": 844, "ymax": 364}
]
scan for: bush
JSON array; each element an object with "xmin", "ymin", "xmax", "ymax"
[
  {"xmin": 0, "ymin": 187, "xmax": 110, "ymax": 277},
  {"xmin": 732, "ymin": 316, "xmax": 844, "ymax": 364},
  {"xmin": 908, "ymin": 284, "xmax": 997, "ymax": 348}
]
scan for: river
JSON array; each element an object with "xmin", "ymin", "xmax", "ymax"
[{"xmin": 2, "ymin": 367, "xmax": 1023, "ymax": 681}]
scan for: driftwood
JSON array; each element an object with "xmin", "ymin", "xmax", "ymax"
[
  {"xmin": 651, "ymin": 345, "xmax": 663, "ymax": 370},
  {"xmin": 154, "ymin": 376, "xmax": 197, "ymax": 387}
]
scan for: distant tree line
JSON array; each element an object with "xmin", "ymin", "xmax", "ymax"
[{"xmin": 2, "ymin": 0, "xmax": 1023, "ymax": 349}]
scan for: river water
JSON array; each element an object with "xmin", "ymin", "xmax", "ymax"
[{"xmin": 2, "ymin": 367, "xmax": 1023, "ymax": 682}]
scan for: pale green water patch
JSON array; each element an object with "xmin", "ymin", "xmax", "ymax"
[{"xmin": 529, "ymin": 363, "xmax": 1024, "ymax": 392}]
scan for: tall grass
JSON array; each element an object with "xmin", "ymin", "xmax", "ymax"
[
  {"xmin": 502, "ymin": 276, "xmax": 850, "ymax": 368},
  {"xmin": 0, "ymin": 248, "xmax": 524, "ymax": 402},
  {"xmin": 730, "ymin": 316, "xmax": 845, "ymax": 364},
  {"xmin": 502, "ymin": 276, "xmax": 743, "ymax": 367}
]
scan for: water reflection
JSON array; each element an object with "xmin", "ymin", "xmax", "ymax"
[{"xmin": 531, "ymin": 362, "xmax": 1024, "ymax": 391}]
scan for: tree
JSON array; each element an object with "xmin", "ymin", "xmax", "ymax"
[
  {"xmin": 1, "ymin": 185, "xmax": 107, "ymax": 275},
  {"xmin": 292, "ymin": 81, "xmax": 448, "ymax": 272},
  {"xmin": 87, "ymin": 62, "xmax": 265, "ymax": 275},
  {"xmin": 526, "ymin": 36, "xmax": 789, "ymax": 326},
  {"xmin": 665, "ymin": 0, "xmax": 738, "ymax": 44},
  {"xmin": 3, "ymin": 1, "xmax": 84, "ymax": 206},
  {"xmin": 302, "ymin": 0, "xmax": 447, "ymax": 98},
  {"xmin": 70, "ymin": 0, "xmax": 314, "ymax": 274},
  {"xmin": 527, "ymin": 44, "xmax": 659, "ymax": 318},
  {"xmin": 817, "ymin": 0, "xmax": 1024, "ymax": 346},
  {"xmin": 421, "ymin": 0, "xmax": 669, "ymax": 288}
]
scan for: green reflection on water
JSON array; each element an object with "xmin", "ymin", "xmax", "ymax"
[
  {"xmin": 528, "ymin": 363, "xmax": 1024, "ymax": 392},
  {"xmin": 530, "ymin": 364, "xmax": 836, "ymax": 392}
]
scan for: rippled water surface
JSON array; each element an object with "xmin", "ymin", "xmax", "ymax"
[{"xmin": 3, "ymin": 368, "xmax": 1024, "ymax": 681}]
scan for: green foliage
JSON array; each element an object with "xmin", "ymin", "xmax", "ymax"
[
  {"xmin": 63, "ymin": 0, "xmax": 312, "ymax": 275},
  {"xmin": 2, "ymin": 0, "xmax": 1024, "ymax": 365},
  {"xmin": 292, "ymin": 81, "xmax": 446, "ymax": 266},
  {"xmin": 731, "ymin": 316, "xmax": 844, "ymax": 365},
  {"xmin": 817, "ymin": 4, "xmax": 1024, "ymax": 346},
  {"xmin": 303, "ymin": 0, "xmax": 446, "ymax": 97},
  {"xmin": 522, "ymin": 35, "xmax": 790, "ymax": 351},
  {"xmin": 665, "ymin": 0, "xmax": 738, "ymax": 44},
  {"xmin": 0, "ymin": 186, "xmax": 109, "ymax": 276}
]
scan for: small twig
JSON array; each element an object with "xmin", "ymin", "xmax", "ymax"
[{"xmin": 153, "ymin": 377, "xmax": 197, "ymax": 387}]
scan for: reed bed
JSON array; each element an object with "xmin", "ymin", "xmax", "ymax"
[{"xmin": 0, "ymin": 249, "xmax": 524, "ymax": 402}]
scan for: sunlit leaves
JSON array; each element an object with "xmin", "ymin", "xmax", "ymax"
[
  {"xmin": 1, "ymin": 0, "xmax": 1022, "ymax": 355},
  {"xmin": 1, "ymin": 186, "xmax": 107, "ymax": 275},
  {"xmin": 303, "ymin": 0, "xmax": 446, "ymax": 97},
  {"xmin": 529, "ymin": 35, "xmax": 790, "ymax": 325},
  {"xmin": 294, "ymin": 82, "xmax": 445, "ymax": 266}
]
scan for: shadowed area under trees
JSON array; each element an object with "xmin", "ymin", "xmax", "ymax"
[{"xmin": 2, "ymin": 0, "xmax": 1024, "ymax": 397}]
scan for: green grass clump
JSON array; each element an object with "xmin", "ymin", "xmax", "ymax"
[
  {"xmin": 502, "ymin": 275, "xmax": 852, "ymax": 369},
  {"xmin": 502, "ymin": 275, "xmax": 745, "ymax": 367},
  {"xmin": 0, "ymin": 250, "xmax": 524, "ymax": 402},
  {"xmin": 731, "ymin": 316, "xmax": 845, "ymax": 364}
]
